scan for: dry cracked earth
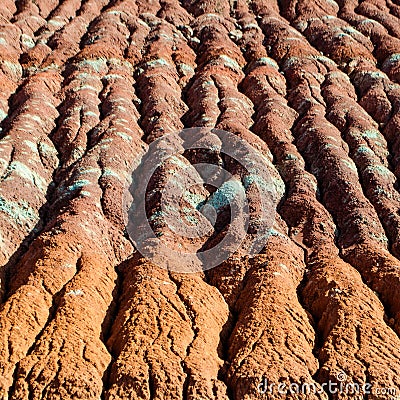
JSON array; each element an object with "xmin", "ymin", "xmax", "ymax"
[{"xmin": 2, "ymin": 0, "xmax": 400, "ymax": 399}]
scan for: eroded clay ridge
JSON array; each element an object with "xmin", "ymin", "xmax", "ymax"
[{"xmin": 0, "ymin": 0, "xmax": 400, "ymax": 399}]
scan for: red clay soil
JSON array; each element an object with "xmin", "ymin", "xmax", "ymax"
[{"xmin": 1, "ymin": 0, "xmax": 400, "ymax": 399}]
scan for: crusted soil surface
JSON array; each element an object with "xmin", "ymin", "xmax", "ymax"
[{"xmin": 1, "ymin": 0, "xmax": 400, "ymax": 399}]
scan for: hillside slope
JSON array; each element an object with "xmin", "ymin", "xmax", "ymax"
[{"xmin": 1, "ymin": 0, "xmax": 400, "ymax": 399}]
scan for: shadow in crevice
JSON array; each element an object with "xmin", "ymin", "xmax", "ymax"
[
  {"xmin": 216, "ymin": 305, "xmax": 237, "ymax": 400},
  {"xmin": 100, "ymin": 255, "xmax": 136, "ymax": 399}
]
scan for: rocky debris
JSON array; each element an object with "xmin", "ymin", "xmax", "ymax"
[{"xmin": 0, "ymin": 0, "xmax": 400, "ymax": 399}]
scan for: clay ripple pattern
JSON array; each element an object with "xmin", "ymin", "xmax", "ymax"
[{"xmin": 1, "ymin": 0, "xmax": 400, "ymax": 399}]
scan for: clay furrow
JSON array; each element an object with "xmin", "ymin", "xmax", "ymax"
[
  {"xmin": 0, "ymin": 237, "xmax": 82, "ymax": 398},
  {"xmin": 19, "ymin": 0, "xmax": 110, "ymax": 74},
  {"xmin": 258, "ymin": 6, "xmax": 400, "ymax": 357},
  {"xmin": 388, "ymin": 0, "xmax": 400, "ymax": 18},
  {"xmin": 234, "ymin": 3, "xmax": 400, "ymax": 396},
  {"xmin": 106, "ymin": 203, "xmax": 227, "ymax": 399},
  {"xmin": 11, "ymin": 1, "xmax": 47, "ymax": 38},
  {"xmin": 270, "ymin": 0, "xmax": 400, "ymax": 340},
  {"xmin": 168, "ymin": 271, "xmax": 230, "ymax": 400},
  {"xmin": 137, "ymin": 0, "xmax": 162, "ymax": 15},
  {"xmin": 105, "ymin": 258, "xmax": 230, "ymax": 400},
  {"xmin": 51, "ymin": 3, "xmax": 137, "ymax": 167},
  {"xmin": 0, "ymin": 0, "xmax": 115, "ymax": 304},
  {"xmin": 286, "ymin": 0, "xmax": 400, "ymax": 83},
  {"xmin": 6, "ymin": 6, "xmax": 154, "ymax": 399},
  {"xmin": 0, "ymin": 69, "xmax": 61, "ymax": 302},
  {"xmin": 0, "ymin": 2, "xmax": 147, "ymax": 398},
  {"xmin": 3, "ymin": 99, "xmax": 143, "ymax": 400},
  {"xmin": 14, "ymin": 0, "xmax": 79, "ymax": 62},
  {"xmin": 0, "ymin": 13, "xmax": 24, "ymax": 133},
  {"xmin": 276, "ymin": 0, "xmax": 400, "ymax": 258},
  {"xmin": 9, "ymin": 0, "xmax": 64, "ymax": 63},
  {"xmin": 2, "ymin": 0, "xmax": 111, "ymax": 276},
  {"xmin": 222, "ymin": 222, "xmax": 327, "ymax": 400},
  {"xmin": 344, "ymin": 58, "xmax": 400, "ymax": 225},
  {"xmin": 105, "ymin": 146, "xmax": 230, "ymax": 398},
  {"xmin": 134, "ymin": 13, "xmax": 194, "ymax": 142},
  {"xmin": 182, "ymin": 0, "xmax": 233, "ymax": 18},
  {"xmin": 320, "ymin": 71, "xmax": 400, "ymax": 259},
  {"xmin": 48, "ymin": 0, "xmax": 145, "ymax": 228},
  {"xmin": 337, "ymin": 0, "xmax": 400, "ymax": 81},
  {"xmin": 104, "ymin": 133, "xmax": 229, "ymax": 398},
  {"xmin": 157, "ymin": 0, "xmax": 194, "ymax": 26},
  {"xmin": 101, "ymin": 4, "xmax": 233, "ymax": 399},
  {"xmin": 10, "ymin": 249, "xmax": 117, "ymax": 400},
  {"xmin": 301, "ymin": 259, "xmax": 400, "ymax": 398},
  {"xmin": 355, "ymin": 0, "xmax": 400, "ymax": 39},
  {"xmin": 29, "ymin": 0, "xmax": 60, "ymax": 20},
  {"xmin": 286, "ymin": 0, "xmax": 400, "ymax": 132},
  {"xmin": 52, "ymin": 59, "xmax": 103, "ymax": 167},
  {"xmin": 36, "ymin": 0, "xmax": 83, "ymax": 38},
  {"xmin": 182, "ymin": 12, "xmax": 240, "ymax": 128},
  {"xmin": 0, "ymin": 0, "xmax": 110, "ymax": 302},
  {"xmin": 176, "ymin": 5, "xmax": 328, "ymax": 398}
]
